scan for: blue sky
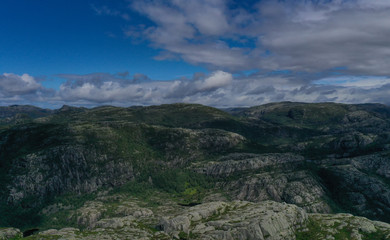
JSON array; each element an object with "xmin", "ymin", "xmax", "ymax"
[
  {"xmin": 1, "ymin": 0, "xmax": 390, "ymax": 108},
  {"xmin": 0, "ymin": 0, "xmax": 205, "ymax": 81}
]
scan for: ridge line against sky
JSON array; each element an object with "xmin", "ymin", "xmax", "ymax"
[{"xmin": 0, "ymin": 0, "xmax": 390, "ymax": 108}]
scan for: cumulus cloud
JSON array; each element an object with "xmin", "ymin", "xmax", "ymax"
[
  {"xmin": 196, "ymin": 71, "xmax": 232, "ymax": 91},
  {"xmin": 0, "ymin": 73, "xmax": 42, "ymax": 96},
  {"xmin": 56, "ymin": 71, "xmax": 233, "ymax": 105},
  {"xmin": 127, "ymin": 0, "xmax": 390, "ymax": 75},
  {"xmin": 0, "ymin": 73, "xmax": 56, "ymax": 107},
  {"xmin": 57, "ymin": 73, "xmax": 156, "ymax": 104}
]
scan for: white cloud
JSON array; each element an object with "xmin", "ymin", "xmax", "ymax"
[
  {"xmin": 0, "ymin": 73, "xmax": 42, "ymax": 96},
  {"xmin": 129, "ymin": 0, "xmax": 256, "ymax": 71},
  {"xmin": 51, "ymin": 71, "xmax": 390, "ymax": 107},
  {"xmin": 127, "ymin": 0, "xmax": 390, "ymax": 75},
  {"xmin": 196, "ymin": 70, "xmax": 232, "ymax": 90},
  {"xmin": 170, "ymin": 0, "xmax": 229, "ymax": 36},
  {"xmin": 2, "ymin": 71, "xmax": 390, "ymax": 108},
  {"xmin": 314, "ymin": 76, "xmax": 390, "ymax": 89}
]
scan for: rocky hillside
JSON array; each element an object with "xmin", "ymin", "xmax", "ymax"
[
  {"xmin": 2, "ymin": 194, "xmax": 390, "ymax": 240},
  {"xmin": 1, "ymin": 102, "xmax": 390, "ymax": 239}
]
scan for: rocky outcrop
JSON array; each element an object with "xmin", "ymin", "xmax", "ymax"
[
  {"xmin": 36, "ymin": 228, "xmax": 81, "ymax": 239},
  {"xmin": 29, "ymin": 201, "xmax": 308, "ymax": 240},
  {"xmin": 192, "ymin": 153, "xmax": 331, "ymax": 213},
  {"xmin": 159, "ymin": 201, "xmax": 307, "ymax": 240},
  {"xmin": 331, "ymin": 132, "xmax": 375, "ymax": 152},
  {"xmin": 0, "ymin": 228, "xmax": 22, "ymax": 240},
  {"xmin": 221, "ymin": 170, "xmax": 331, "ymax": 213},
  {"xmin": 314, "ymin": 152, "xmax": 390, "ymax": 222},
  {"xmin": 192, "ymin": 151, "xmax": 390, "ymax": 222},
  {"xmin": 69, "ymin": 198, "xmax": 155, "ymax": 229},
  {"xmin": 34, "ymin": 225, "xmax": 166, "ymax": 240},
  {"xmin": 114, "ymin": 202, "xmax": 153, "ymax": 218},
  {"xmin": 320, "ymin": 164, "xmax": 390, "ymax": 222},
  {"xmin": 193, "ymin": 153, "xmax": 304, "ymax": 176},
  {"xmin": 351, "ymin": 152, "xmax": 390, "ymax": 178},
  {"xmin": 8, "ymin": 198, "xmax": 390, "ymax": 240},
  {"xmin": 75, "ymin": 201, "xmax": 104, "ymax": 229}
]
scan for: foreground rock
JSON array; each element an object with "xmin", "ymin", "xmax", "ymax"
[
  {"xmin": 0, "ymin": 228, "xmax": 22, "ymax": 240},
  {"xmin": 25, "ymin": 200, "xmax": 307, "ymax": 240},
  {"xmin": 159, "ymin": 200, "xmax": 307, "ymax": 240},
  {"xmin": 6, "ymin": 199, "xmax": 390, "ymax": 240}
]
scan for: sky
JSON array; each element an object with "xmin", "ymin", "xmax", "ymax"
[{"xmin": 1, "ymin": 0, "xmax": 390, "ymax": 108}]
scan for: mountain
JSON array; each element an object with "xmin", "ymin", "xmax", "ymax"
[
  {"xmin": 0, "ymin": 105, "xmax": 53, "ymax": 126},
  {"xmin": 1, "ymin": 102, "xmax": 390, "ymax": 239}
]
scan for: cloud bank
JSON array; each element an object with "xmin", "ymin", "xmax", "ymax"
[{"xmin": 2, "ymin": 71, "xmax": 390, "ymax": 108}]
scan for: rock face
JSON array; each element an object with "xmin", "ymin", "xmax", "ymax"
[
  {"xmin": 6, "ymin": 146, "xmax": 135, "ymax": 205},
  {"xmin": 222, "ymin": 170, "xmax": 331, "ymax": 213},
  {"xmin": 192, "ymin": 150, "xmax": 390, "ymax": 222},
  {"xmin": 194, "ymin": 153, "xmax": 304, "ymax": 176},
  {"xmin": 193, "ymin": 153, "xmax": 331, "ymax": 213},
  {"xmin": 319, "ymin": 152, "xmax": 390, "ymax": 222},
  {"xmin": 1, "ymin": 114, "xmax": 245, "ymax": 208}
]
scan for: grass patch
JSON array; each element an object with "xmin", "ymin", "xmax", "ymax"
[{"xmin": 362, "ymin": 230, "xmax": 389, "ymax": 240}]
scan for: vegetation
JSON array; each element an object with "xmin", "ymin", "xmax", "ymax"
[
  {"xmin": 296, "ymin": 217, "xmax": 390, "ymax": 240},
  {"xmin": 1, "ymin": 102, "xmax": 390, "ymax": 238}
]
